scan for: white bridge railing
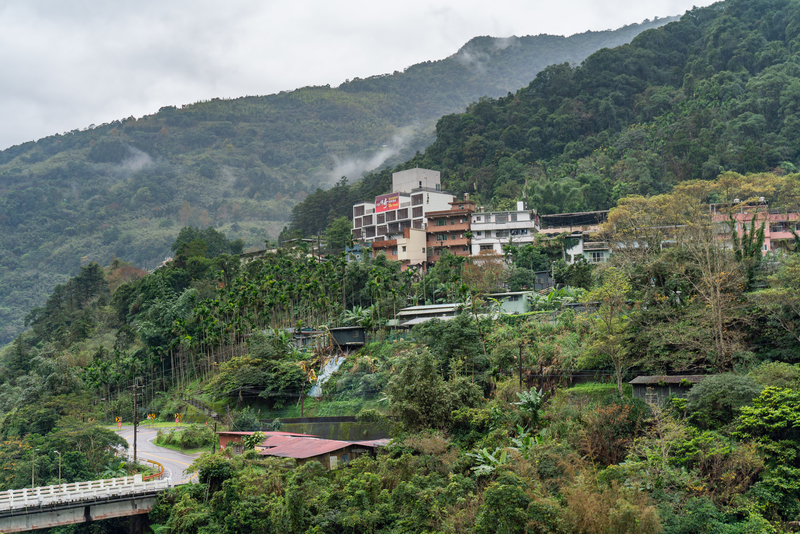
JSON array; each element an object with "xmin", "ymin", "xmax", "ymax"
[{"xmin": 0, "ymin": 475, "xmax": 172, "ymax": 512}]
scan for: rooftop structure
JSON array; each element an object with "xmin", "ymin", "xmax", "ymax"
[
  {"xmin": 392, "ymin": 168, "xmax": 441, "ymax": 194},
  {"xmin": 395, "ymin": 303, "xmax": 461, "ymax": 328}
]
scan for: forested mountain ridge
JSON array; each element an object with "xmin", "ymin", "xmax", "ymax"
[
  {"xmin": 0, "ymin": 18, "xmax": 673, "ymax": 347},
  {"xmin": 290, "ymin": 0, "xmax": 800, "ymax": 235}
]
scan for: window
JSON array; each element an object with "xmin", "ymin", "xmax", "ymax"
[
  {"xmin": 437, "ymin": 219, "xmax": 447, "ymax": 226},
  {"xmin": 450, "ymin": 220, "xmax": 455, "ymax": 225},
  {"xmin": 510, "ymin": 228, "xmax": 528, "ymax": 236},
  {"xmin": 377, "ymin": 213, "xmax": 385, "ymax": 224},
  {"xmin": 480, "ymin": 244, "xmax": 493, "ymax": 251},
  {"xmin": 770, "ymin": 222, "xmax": 788, "ymax": 233},
  {"xmin": 475, "ymin": 216, "xmax": 482, "ymax": 222},
  {"xmin": 462, "ymin": 246, "xmax": 469, "ymax": 252},
  {"xmin": 412, "ymin": 207, "xmax": 423, "ymax": 218},
  {"xmin": 386, "ymin": 211, "xmax": 396, "ymax": 222},
  {"xmin": 391, "ymin": 247, "xmax": 398, "ymax": 255},
  {"xmin": 496, "ymin": 215, "xmax": 508, "ymax": 224},
  {"xmin": 589, "ymin": 251, "xmax": 605, "ymax": 263},
  {"xmin": 475, "ymin": 231, "xmax": 482, "ymax": 236},
  {"xmin": 510, "ymin": 214, "xmax": 517, "ymax": 222},
  {"xmin": 509, "ymin": 295, "xmax": 520, "ymax": 302},
  {"xmin": 397, "ymin": 208, "xmax": 408, "ymax": 219},
  {"xmin": 402, "ymin": 246, "xmax": 406, "ymax": 252},
  {"xmin": 412, "ymin": 194, "xmax": 423, "ymax": 206},
  {"xmin": 363, "ymin": 215, "xmax": 372, "ymax": 225},
  {"xmin": 496, "ymin": 230, "xmax": 508, "ymax": 238}
]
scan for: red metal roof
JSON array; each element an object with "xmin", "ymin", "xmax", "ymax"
[{"xmin": 257, "ymin": 436, "xmax": 354, "ymax": 459}]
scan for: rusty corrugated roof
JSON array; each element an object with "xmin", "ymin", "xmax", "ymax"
[{"xmin": 257, "ymin": 436, "xmax": 354, "ymax": 459}]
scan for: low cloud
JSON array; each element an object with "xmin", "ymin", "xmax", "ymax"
[
  {"xmin": 110, "ymin": 146, "xmax": 154, "ymax": 180},
  {"xmin": 319, "ymin": 126, "xmax": 416, "ymax": 185},
  {"xmin": 454, "ymin": 36, "xmax": 519, "ymax": 75}
]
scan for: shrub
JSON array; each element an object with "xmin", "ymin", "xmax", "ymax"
[
  {"xmin": 579, "ymin": 397, "xmax": 646, "ymax": 466},
  {"xmin": 749, "ymin": 362, "xmax": 800, "ymax": 389},
  {"xmin": 179, "ymin": 424, "xmax": 216, "ymax": 449},
  {"xmin": 686, "ymin": 374, "xmax": 762, "ymax": 430}
]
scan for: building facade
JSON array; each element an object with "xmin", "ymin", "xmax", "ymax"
[
  {"xmin": 470, "ymin": 202, "xmax": 539, "ymax": 255},
  {"xmin": 370, "ymin": 227, "xmax": 427, "ymax": 269},
  {"xmin": 539, "ymin": 211, "xmax": 610, "ymax": 264},
  {"xmin": 710, "ymin": 202, "xmax": 800, "ymax": 254},
  {"xmin": 425, "ymin": 197, "xmax": 475, "ymax": 262}
]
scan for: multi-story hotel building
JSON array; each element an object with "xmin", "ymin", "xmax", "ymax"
[{"xmin": 351, "ymin": 168, "xmax": 455, "ymax": 243}]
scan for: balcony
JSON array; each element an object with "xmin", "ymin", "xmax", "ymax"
[
  {"xmin": 427, "ymin": 222, "xmax": 470, "ymax": 233},
  {"xmin": 584, "ymin": 241, "xmax": 609, "ymax": 251}
]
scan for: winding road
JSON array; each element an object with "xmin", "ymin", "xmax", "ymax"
[{"xmin": 116, "ymin": 426, "xmax": 200, "ymax": 484}]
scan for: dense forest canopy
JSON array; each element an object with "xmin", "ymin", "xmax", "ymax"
[
  {"xmin": 290, "ymin": 0, "xmax": 800, "ymax": 236},
  {"xmin": 0, "ymin": 19, "xmax": 672, "ymax": 348}
]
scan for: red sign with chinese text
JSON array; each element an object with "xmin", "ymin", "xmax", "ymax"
[{"xmin": 375, "ymin": 193, "xmax": 400, "ymax": 213}]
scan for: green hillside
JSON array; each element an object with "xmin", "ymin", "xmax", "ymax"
[
  {"xmin": 6, "ymin": 2, "xmax": 800, "ymax": 527},
  {"xmin": 291, "ymin": 0, "xmax": 800, "ymax": 233},
  {"xmin": 0, "ymin": 19, "xmax": 673, "ymax": 347}
]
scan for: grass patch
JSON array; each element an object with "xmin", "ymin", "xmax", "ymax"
[
  {"xmin": 151, "ymin": 439, "xmax": 212, "ymax": 456},
  {"xmin": 556, "ymin": 382, "xmax": 632, "ymax": 403}
]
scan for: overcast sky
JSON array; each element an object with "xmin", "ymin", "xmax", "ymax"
[{"xmin": 0, "ymin": 0, "xmax": 717, "ymax": 151}]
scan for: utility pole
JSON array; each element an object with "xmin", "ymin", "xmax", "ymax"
[{"xmin": 129, "ymin": 378, "xmax": 145, "ymax": 463}]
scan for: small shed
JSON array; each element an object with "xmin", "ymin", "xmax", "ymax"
[
  {"xmin": 629, "ymin": 375, "xmax": 707, "ymax": 405},
  {"xmin": 329, "ymin": 326, "xmax": 366, "ymax": 349},
  {"xmin": 487, "ymin": 291, "xmax": 534, "ymax": 314}
]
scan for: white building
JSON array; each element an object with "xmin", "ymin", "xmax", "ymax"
[
  {"xmin": 352, "ymin": 169, "xmax": 454, "ymax": 243},
  {"xmin": 538, "ymin": 211, "xmax": 610, "ymax": 264},
  {"xmin": 470, "ymin": 201, "xmax": 540, "ymax": 255}
]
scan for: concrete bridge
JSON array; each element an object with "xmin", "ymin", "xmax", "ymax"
[
  {"xmin": 0, "ymin": 474, "xmax": 172, "ymax": 532},
  {"xmin": 0, "ymin": 425, "xmax": 201, "ymax": 532}
]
